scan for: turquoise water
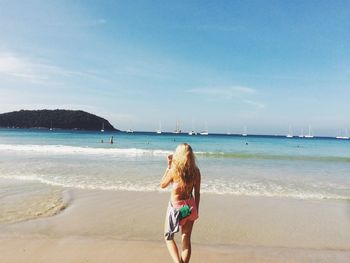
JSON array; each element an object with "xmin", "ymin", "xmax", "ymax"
[{"xmin": 0, "ymin": 128, "xmax": 349, "ymax": 200}]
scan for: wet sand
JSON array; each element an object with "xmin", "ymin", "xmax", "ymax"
[{"xmin": 0, "ymin": 180, "xmax": 350, "ymax": 262}]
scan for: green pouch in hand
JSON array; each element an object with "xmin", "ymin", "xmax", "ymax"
[{"xmin": 179, "ymin": 204, "xmax": 191, "ymax": 219}]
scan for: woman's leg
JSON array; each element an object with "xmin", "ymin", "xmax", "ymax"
[
  {"xmin": 164, "ymin": 214, "xmax": 181, "ymax": 263},
  {"xmin": 180, "ymin": 220, "xmax": 194, "ymax": 263}
]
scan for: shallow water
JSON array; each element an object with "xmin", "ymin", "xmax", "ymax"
[
  {"xmin": 0, "ymin": 129, "xmax": 349, "ymax": 201},
  {"xmin": 0, "ymin": 179, "xmax": 68, "ymax": 224}
]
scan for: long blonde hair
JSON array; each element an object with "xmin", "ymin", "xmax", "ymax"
[{"xmin": 172, "ymin": 143, "xmax": 197, "ymax": 189}]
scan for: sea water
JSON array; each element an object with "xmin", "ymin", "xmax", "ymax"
[{"xmin": 0, "ymin": 128, "xmax": 349, "ymax": 201}]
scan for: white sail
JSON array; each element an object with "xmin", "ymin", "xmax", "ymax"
[
  {"xmin": 189, "ymin": 119, "xmax": 196, "ymax": 135},
  {"xmin": 156, "ymin": 121, "xmax": 162, "ymax": 134},
  {"xmin": 336, "ymin": 128, "xmax": 349, "ymax": 139},
  {"xmin": 242, "ymin": 126, "xmax": 247, "ymax": 136},
  {"xmin": 304, "ymin": 125, "xmax": 314, "ymax": 138},
  {"xmin": 286, "ymin": 125, "xmax": 293, "ymax": 138},
  {"xmin": 173, "ymin": 120, "xmax": 181, "ymax": 134},
  {"xmin": 298, "ymin": 128, "xmax": 304, "ymax": 138},
  {"xmin": 200, "ymin": 122, "xmax": 209, "ymax": 135}
]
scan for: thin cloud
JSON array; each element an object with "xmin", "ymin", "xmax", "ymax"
[
  {"xmin": 0, "ymin": 52, "xmax": 48, "ymax": 84},
  {"xmin": 75, "ymin": 18, "xmax": 107, "ymax": 27},
  {"xmin": 187, "ymin": 86, "xmax": 266, "ymax": 109},
  {"xmin": 196, "ymin": 25, "xmax": 244, "ymax": 32},
  {"xmin": 92, "ymin": 18, "xmax": 107, "ymax": 25},
  {"xmin": 187, "ymin": 86, "xmax": 256, "ymax": 99},
  {"xmin": 49, "ymin": 18, "xmax": 107, "ymax": 27},
  {"xmin": 243, "ymin": 99, "xmax": 265, "ymax": 109},
  {"xmin": 173, "ymin": 24, "xmax": 244, "ymax": 32},
  {"xmin": 0, "ymin": 52, "xmax": 107, "ymax": 85}
]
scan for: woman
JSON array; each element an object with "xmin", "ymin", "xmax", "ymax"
[{"xmin": 160, "ymin": 143, "xmax": 201, "ymax": 263}]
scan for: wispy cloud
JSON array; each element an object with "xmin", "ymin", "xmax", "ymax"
[
  {"xmin": 89, "ymin": 18, "xmax": 107, "ymax": 26},
  {"xmin": 0, "ymin": 52, "xmax": 107, "ymax": 85},
  {"xmin": 173, "ymin": 24, "xmax": 244, "ymax": 32},
  {"xmin": 243, "ymin": 99, "xmax": 265, "ymax": 109},
  {"xmin": 0, "ymin": 52, "xmax": 48, "ymax": 84},
  {"xmin": 187, "ymin": 86, "xmax": 256, "ymax": 98},
  {"xmin": 196, "ymin": 25, "xmax": 244, "ymax": 32},
  {"xmin": 49, "ymin": 18, "xmax": 107, "ymax": 27},
  {"xmin": 187, "ymin": 86, "xmax": 266, "ymax": 109}
]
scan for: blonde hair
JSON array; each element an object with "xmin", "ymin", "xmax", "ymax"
[{"xmin": 172, "ymin": 143, "xmax": 197, "ymax": 190}]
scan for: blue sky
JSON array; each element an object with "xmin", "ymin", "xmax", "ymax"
[{"xmin": 0, "ymin": 0, "xmax": 349, "ymax": 135}]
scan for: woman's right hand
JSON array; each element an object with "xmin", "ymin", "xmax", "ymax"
[{"xmin": 167, "ymin": 154, "xmax": 173, "ymax": 168}]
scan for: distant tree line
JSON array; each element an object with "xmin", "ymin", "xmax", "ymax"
[{"xmin": 0, "ymin": 109, "xmax": 117, "ymax": 131}]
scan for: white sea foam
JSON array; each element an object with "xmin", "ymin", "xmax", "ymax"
[
  {"xmin": 0, "ymin": 174, "xmax": 163, "ymax": 193},
  {"xmin": 1, "ymin": 144, "xmax": 349, "ymax": 163},
  {"xmin": 201, "ymin": 181, "xmax": 348, "ymax": 200},
  {"xmin": 1, "ymin": 144, "xmax": 349, "ymax": 201},
  {"xmin": 2, "ymin": 174, "xmax": 348, "ymax": 201},
  {"xmin": 0, "ymin": 144, "xmax": 171, "ymax": 157}
]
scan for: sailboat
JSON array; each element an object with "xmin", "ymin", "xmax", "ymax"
[
  {"xmin": 200, "ymin": 122, "xmax": 209, "ymax": 135},
  {"xmin": 286, "ymin": 125, "xmax": 293, "ymax": 138},
  {"xmin": 156, "ymin": 121, "xmax": 162, "ymax": 134},
  {"xmin": 242, "ymin": 126, "xmax": 248, "ymax": 136},
  {"xmin": 126, "ymin": 122, "xmax": 134, "ymax": 133},
  {"xmin": 189, "ymin": 130, "xmax": 197, "ymax": 135},
  {"xmin": 188, "ymin": 120, "xmax": 197, "ymax": 135},
  {"xmin": 336, "ymin": 129, "xmax": 349, "ymax": 139},
  {"xmin": 173, "ymin": 120, "xmax": 181, "ymax": 134},
  {"xmin": 101, "ymin": 122, "xmax": 105, "ymax": 132},
  {"xmin": 49, "ymin": 120, "xmax": 53, "ymax": 131},
  {"xmin": 298, "ymin": 128, "xmax": 304, "ymax": 138},
  {"xmin": 304, "ymin": 125, "xmax": 314, "ymax": 138}
]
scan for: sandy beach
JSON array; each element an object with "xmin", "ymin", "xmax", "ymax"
[
  {"xmin": 1, "ymin": 179, "xmax": 349, "ymax": 263},
  {"xmin": 2, "ymin": 0, "xmax": 350, "ymax": 261}
]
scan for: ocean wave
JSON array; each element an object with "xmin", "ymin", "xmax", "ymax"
[
  {"xmin": 195, "ymin": 151, "xmax": 350, "ymax": 162},
  {"xmin": 0, "ymin": 144, "xmax": 350, "ymax": 163},
  {"xmin": 0, "ymin": 144, "xmax": 171, "ymax": 157},
  {"xmin": 2, "ymin": 174, "xmax": 348, "ymax": 201},
  {"xmin": 1, "ymin": 144, "xmax": 350, "ymax": 163}
]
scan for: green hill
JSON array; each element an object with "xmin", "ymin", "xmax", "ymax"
[{"xmin": 0, "ymin": 109, "xmax": 117, "ymax": 131}]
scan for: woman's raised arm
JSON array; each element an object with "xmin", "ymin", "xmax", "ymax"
[{"xmin": 160, "ymin": 167, "xmax": 173, "ymax": 188}]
